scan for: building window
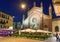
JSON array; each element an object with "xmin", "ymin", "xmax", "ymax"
[
  {"xmin": 2, "ymin": 14, "xmax": 5, "ymax": 18},
  {"xmin": 1, "ymin": 25, "xmax": 3, "ymax": 28},
  {"xmin": 0, "ymin": 19, "xmax": 2, "ymax": 24},
  {"xmin": 6, "ymin": 20, "xmax": 8, "ymax": 23},
  {"xmin": 0, "ymin": 19, "xmax": 6, "ymax": 24},
  {"xmin": 32, "ymin": 18, "xmax": 37, "ymax": 23},
  {"xmin": 2, "ymin": 20, "xmax": 5, "ymax": 24},
  {"xmin": 0, "ymin": 20, "xmax": 1, "ymax": 23},
  {"xmin": 6, "ymin": 16, "xmax": 9, "ymax": 19},
  {"xmin": 0, "ymin": 14, "xmax": 2, "ymax": 17},
  {"xmin": 55, "ymin": 26, "xmax": 59, "ymax": 32}
]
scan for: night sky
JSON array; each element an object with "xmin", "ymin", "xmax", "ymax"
[{"xmin": 0, "ymin": 0, "xmax": 59, "ymax": 22}]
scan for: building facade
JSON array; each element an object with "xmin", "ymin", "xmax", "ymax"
[
  {"xmin": 23, "ymin": 2, "xmax": 52, "ymax": 32},
  {"xmin": 52, "ymin": 18, "xmax": 60, "ymax": 34},
  {"xmin": 52, "ymin": 1, "xmax": 60, "ymax": 34},
  {"xmin": 0, "ymin": 11, "xmax": 13, "ymax": 30}
]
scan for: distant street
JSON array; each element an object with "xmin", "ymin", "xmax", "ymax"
[{"xmin": 0, "ymin": 37, "xmax": 43, "ymax": 42}]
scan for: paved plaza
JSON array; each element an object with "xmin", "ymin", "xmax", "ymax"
[
  {"xmin": 45, "ymin": 36, "xmax": 59, "ymax": 42},
  {"xmin": 0, "ymin": 37, "xmax": 43, "ymax": 42},
  {"xmin": 0, "ymin": 36, "xmax": 59, "ymax": 42}
]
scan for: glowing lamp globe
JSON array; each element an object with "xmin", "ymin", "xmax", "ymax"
[{"xmin": 21, "ymin": 3, "xmax": 26, "ymax": 9}]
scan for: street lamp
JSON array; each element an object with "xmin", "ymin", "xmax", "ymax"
[
  {"xmin": 20, "ymin": 2, "xmax": 27, "ymax": 29},
  {"xmin": 20, "ymin": 3, "xmax": 26, "ymax": 10}
]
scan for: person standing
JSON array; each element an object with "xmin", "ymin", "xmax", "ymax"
[{"xmin": 56, "ymin": 33, "xmax": 59, "ymax": 41}]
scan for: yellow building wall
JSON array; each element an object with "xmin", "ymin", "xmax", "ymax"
[
  {"xmin": 0, "ymin": 11, "xmax": 13, "ymax": 29},
  {"xmin": 6, "ymin": 16, "xmax": 13, "ymax": 28},
  {"xmin": 52, "ymin": 19, "xmax": 60, "ymax": 34}
]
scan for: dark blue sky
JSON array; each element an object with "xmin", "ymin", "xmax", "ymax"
[{"xmin": 0, "ymin": 0, "xmax": 59, "ymax": 22}]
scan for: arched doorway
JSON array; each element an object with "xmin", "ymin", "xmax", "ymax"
[{"xmin": 55, "ymin": 26, "xmax": 59, "ymax": 32}]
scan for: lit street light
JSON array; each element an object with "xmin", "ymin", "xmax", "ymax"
[
  {"xmin": 20, "ymin": 2, "xmax": 27, "ymax": 29},
  {"xmin": 20, "ymin": 3, "xmax": 27, "ymax": 9}
]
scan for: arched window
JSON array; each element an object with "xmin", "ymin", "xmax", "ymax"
[{"xmin": 55, "ymin": 26, "xmax": 59, "ymax": 32}]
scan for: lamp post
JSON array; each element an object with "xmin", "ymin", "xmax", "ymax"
[
  {"xmin": 20, "ymin": 3, "xmax": 27, "ymax": 29},
  {"xmin": 21, "ymin": 3, "xmax": 26, "ymax": 10}
]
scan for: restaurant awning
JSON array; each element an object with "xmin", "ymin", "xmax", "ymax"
[{"xmin": 19, "ymin": 29, "xmax": 52, "ymax": 33}]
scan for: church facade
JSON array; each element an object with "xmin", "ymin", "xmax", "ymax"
[
  {"xmin": 23, "ymin": 2, "xmax": 52, "ymax": 32},
  {"xmin": 20, "ymin": 0, "xmax": 60, "ymax": 35}
]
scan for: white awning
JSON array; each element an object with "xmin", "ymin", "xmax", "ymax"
[
  {"xmin": 19, "ymin": 29, "xmax": 52, "ymax": 33},
  {"xmin": 37, "ymin": 30, "xmax": 52, "ymax": 33}
]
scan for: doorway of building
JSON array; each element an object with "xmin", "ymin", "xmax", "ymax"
[{"xmin": 55, "ymin": 26, "xmax": 59, "ymax": 32}]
